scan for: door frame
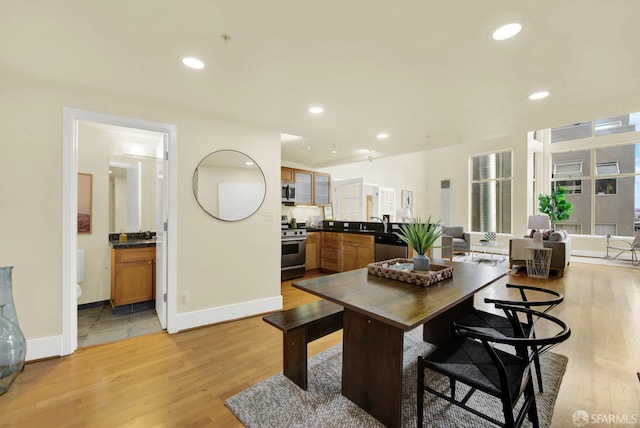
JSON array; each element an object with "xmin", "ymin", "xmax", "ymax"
[{"xmin": 62, "ymin": 107, "xmax": 178, "ymax": 355}]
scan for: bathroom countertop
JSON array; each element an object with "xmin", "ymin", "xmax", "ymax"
[{"xmin": 109, "ymin": 239, "xmax": 157, "ymax": 249}]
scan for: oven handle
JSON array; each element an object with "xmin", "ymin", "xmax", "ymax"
[{"xmin": 281, "ymin": 237, "xmax": 306, "ymax": 242}]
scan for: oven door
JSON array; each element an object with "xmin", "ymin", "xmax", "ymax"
[{"xmin": 281, "ymin": 238, "xmax": 306, "ymax": 268}]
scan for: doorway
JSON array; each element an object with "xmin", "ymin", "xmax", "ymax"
[{"xmin": 62, "ymin": 108, "xmax": 177, "ymax": 355}]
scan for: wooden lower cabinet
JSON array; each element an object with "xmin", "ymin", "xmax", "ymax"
[
  {"xmin": 111, "ymin": 246, "xmax": 156, "ymax": 307},
  {"xmin": 341, "ymin": 233, "xmax": 375, "ymax": 272},
  {"xmin": 320, "ymin": 232, "xmax": 342, "ymax": 272},
  {"xmin": 305, "ymin": 232, "xmax": 320, "ymax": 270}
]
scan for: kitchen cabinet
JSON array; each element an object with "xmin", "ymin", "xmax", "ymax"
[
  {"xmin": 341, "ymin": 233, "xmax": 375, "ymax": 272},
  {"xmin": 305, "ymin": 232, "xmax": 320, "ymax": 270},
  {"xmin": 281, "ymin": 166, "xmax": 295, "ymax": 182},
  {"xmin": 111, "ymin": 246, "xmax": 155, "ymax": 307},
  {"xmin": 294, "ymin": 170, "xmax": 313, "ymax": 205},
  {"xmin": 320, "ymin": 232, "xmax": 341, "ymax": 272},
  {"xmin": 281, "ymin": 167, "xmax": 331, "ymax": 206},
  {"xmin": 314, "ymin": 172, "xmax": 331, "ymax": 206}
]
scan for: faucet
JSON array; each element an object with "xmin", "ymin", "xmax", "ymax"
[{"xmin": 370, "ymin": 217, "xmax": 389, "ymax": 233}]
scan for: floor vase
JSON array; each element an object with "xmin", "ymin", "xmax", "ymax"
[{"xmin": 0, "ymin": 266, "xmax": 26, "ymax": 395}]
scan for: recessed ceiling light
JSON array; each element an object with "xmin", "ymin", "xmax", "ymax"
[
  {"xmin": 182, "ymin": 57, "xmax": 205, "ymax": 69},
  {"xmin": 529, "ymin": 91, "xmax": 550, "ymax": 100},
  {"xmin": 377, "ymin": 133, "xmax": 389, "ymax": 140},
  {"xmin": 492, "ymin": 23, "xmax": 522, "ymax": 41},
  {"xmin": 309, "ymin": 106, "xmax": 324, "ymax": 114}
]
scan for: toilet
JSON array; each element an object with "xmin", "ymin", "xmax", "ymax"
[{"xmin": 77, "ymin": 249, "xmax": 85, "ymax": 299}]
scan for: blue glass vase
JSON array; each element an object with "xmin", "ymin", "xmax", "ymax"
[{"xmin": 0, "ymin": 266, "xmax": 26, "ymax": 395}]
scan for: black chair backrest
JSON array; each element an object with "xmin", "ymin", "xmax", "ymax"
[
  {"xmin": 454, "ymin": 304, "xmax": 571, "ymax": 357},
  {"xmin": 485, "ymin": 283, "xmax": 563, "ymax": 312}
]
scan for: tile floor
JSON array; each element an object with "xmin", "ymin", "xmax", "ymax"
[{"xmin": 77, "ymin": 302, "xmax": 162, "ymax": 348}]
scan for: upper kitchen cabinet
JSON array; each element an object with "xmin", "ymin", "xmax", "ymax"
[
  {"xmin": 314, "ymin": 172, "xmax": 331, "ymax": 206},
  {"xmin": 282, "ymin": 167, "xmax": 331, "ymax": 206},
  {"xmin": 281, "ymin": 166, "xmax": 295, "ymax": 182},
  {"xmin": 295, "ymin": 170, "xmax": 313, "ymax": 205}
]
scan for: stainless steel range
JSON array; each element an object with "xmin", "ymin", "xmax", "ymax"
[{"xmin": 281, "ymin": 227, "xmax": 307, "ymax": 281}]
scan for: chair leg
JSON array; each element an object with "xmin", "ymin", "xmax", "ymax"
[
  {"xmin": 450, "ymin": 378, "xmax": 456, "ymax": 400},
  {"xmin": 533, "ymin": 348, "xmax": 544, "ymax": 392},
  {"xmin": 417, "ymin": 356, "xmax": 424, "ymax": 428},
  {"xmin": 500, "ymin": 395, "xmax": 516, "ymax": 428},
  {"xmin": 526, "ymin": 380, "xmax": 540, "ymax": 428}
]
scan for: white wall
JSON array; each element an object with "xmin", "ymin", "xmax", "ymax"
[{"xmin": 0, "ymin": 71, "xmax": 282, "ymax": 351}]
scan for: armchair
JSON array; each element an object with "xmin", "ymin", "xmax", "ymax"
[
  {"xmin": 606, "ymin": 233, "xmax": 640, "ymax": 265},
  {"xmin": 441, "ymin": 226, "xmax": 471, "ymax": 260}
]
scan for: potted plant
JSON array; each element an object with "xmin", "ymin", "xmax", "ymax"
[
  {"xmin": 538, "ymin": 186, "xmax": 573, "ymax": 228},
  {"xmin": 394, "ymin": 215, "xmax": 443, "ymax": 271}
]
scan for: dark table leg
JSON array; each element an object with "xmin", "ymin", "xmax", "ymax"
[
  {"xmin": 342, "ymin": 309, "xmax": 404, "ymax": 428},
  {"xmin": 422, "ymin": 295, "xmax": 474, "ymax": 345}
]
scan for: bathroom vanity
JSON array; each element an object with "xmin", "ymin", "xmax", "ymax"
[{"xmin": 109, "ymin": 233, "xmax": 156, "ymax": 310}]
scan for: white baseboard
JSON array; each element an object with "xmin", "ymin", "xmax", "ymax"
[
  {"xmin": 174, "ymin": 295, "xmax": 283, "ymax": 333},
  {"xmin": 24, "ymin": 296, "xmax": 283, "ymax": 361},
  {"xmin": 26, "ymin": 335, "xmax": 63, "ymax": 361}
]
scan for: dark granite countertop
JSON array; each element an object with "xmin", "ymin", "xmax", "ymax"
[
  {"xmin": 109, "ymin": 239, "xmax": 157, "ymax": 249},
  {"xmin": 108, "ymin": 231, "xmax": 157, "ymax": 249}
]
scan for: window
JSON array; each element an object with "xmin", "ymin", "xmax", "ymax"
[
  {"xmin": 559, "ymin": 224, "xmax": 582, "ymax": 234},
  {"xmin": 596, "ymin": 161, "xmax": 619, "ymax": 175},
  {"xmin": 551, "ymin": 122, "xmax": 592, "ymax": 143},
  {"xmin": 553, "ymin": 161, "xmax": 582, "ymax": 178},
  {"xmin": 553, "ymin": 180, "xmax": 582, "ymax": 194},
  {"xmin": 551, "ymin": 144, "xmax": 639, "ymax": 237},
  {"xmin": 595, "ymin": 178, "xmax": 616, "ymax": 195},
  {"xmin": 595, "ymin": 224, "xmax": 616, "ymax": 236},
  {"xmin": 552, "ymin": 112, "xmax": 639, "ymax": 140},
  {"xmin": 378, "ymin": 187, "xmax": 395, "ymax": 221},
  {"xmin": 594, "ymin": 113, "xmax": 639, "ymax": 136},
  {"xmin": 471, "ymin": 151, "xmax": 512, "ymax": 233}
]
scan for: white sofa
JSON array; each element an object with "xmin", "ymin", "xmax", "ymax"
[{"xmin": 509, "ymin": 231, "xmax": 571, "ymax": 277}]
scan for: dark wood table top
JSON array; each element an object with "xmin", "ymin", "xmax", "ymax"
[{"xmin": 293, "ymin": 259, "xmax": 509, "ymax": 331}]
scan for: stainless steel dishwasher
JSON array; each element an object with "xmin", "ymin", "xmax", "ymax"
[{"xmin": 374, "ymin": 233, "xmax": 408, "ymax": 261}]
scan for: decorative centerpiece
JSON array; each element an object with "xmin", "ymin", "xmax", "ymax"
[
  {"xmin": 394, "ymin": 215, "xmax": 443, "ymax": 272},
  {"xmin": 367, "ymin": 258, "xmax": 453, "ymax": 287}
]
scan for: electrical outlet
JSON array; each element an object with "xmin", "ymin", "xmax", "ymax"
[{"xmin": 181, "ymin": 292, "xmax": 189, "ymax": 304}]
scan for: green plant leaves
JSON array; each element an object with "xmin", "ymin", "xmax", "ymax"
[
  {"xmin": 538, "ymin": 186, "xmax": 573, "ymax": 224},
  {"xmin": 394, "ymin": 215, "xmax": 443, "ymax": 255}
]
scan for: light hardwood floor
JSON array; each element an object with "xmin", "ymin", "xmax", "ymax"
[{"xmin": 1, "ymin": 263, "xmax": 638, "ymax": 427}]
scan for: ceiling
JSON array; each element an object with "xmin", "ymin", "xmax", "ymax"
[{"xmin": 2, "ymin": 1, "xmax": 639, "ymax": 168}]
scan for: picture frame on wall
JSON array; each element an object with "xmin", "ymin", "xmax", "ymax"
[
  {"xmin": 78, "ymin": 172, "xmax": 92, "ymax": 233},
  {"xmin": 401, "ymin": 190, "xmax": 413, "ymax": 212},
  {"xmin": 323, "ymin": 204, "xmax": 334, "ymax": 220}
]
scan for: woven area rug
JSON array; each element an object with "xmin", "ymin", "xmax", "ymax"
[{"xmin": 225, "ymin": 329, "xmax": 568, "ymax": 427}]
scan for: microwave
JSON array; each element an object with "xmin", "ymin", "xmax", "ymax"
[{"xmin": 282, "ymin": 182, "xmax": 296, "ymax": 203}]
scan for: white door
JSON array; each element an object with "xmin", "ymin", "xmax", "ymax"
[
  {"xmin": 155, "ymin": 135, "xmax": 168, "ymax": 329},
  {"xmin": 334, "ymin": 178, "xmax": 364, "ymax": 221}
]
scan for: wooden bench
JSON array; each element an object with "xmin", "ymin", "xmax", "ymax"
[{"xmin": 263, "ymin": 300, "xmax": 343, "ymax": 390}]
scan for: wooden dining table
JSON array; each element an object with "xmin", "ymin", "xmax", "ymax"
[{"xmin": 293, "ymin": 259, "xmax": 509, "ymax": 428}]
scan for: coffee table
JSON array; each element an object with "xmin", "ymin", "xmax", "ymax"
[{"xmin": 472, "ymin": 241, "xmax": 505, "ymax": 264}]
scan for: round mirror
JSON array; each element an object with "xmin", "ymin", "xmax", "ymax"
[{"xmin": 192, "ymin": 150, "xmax": 266, "ymax": 221}]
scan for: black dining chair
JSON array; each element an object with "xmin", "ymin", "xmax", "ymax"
[
  {"xmin": 417, "ymin": 304, "xmax": 571, "ymax": 428},
  {"xmin": 455, "ymin": 283, "xmax": 564, "ymax": 392}
]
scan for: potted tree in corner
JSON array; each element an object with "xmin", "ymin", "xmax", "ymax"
[
  {"xmin": 395, "ymin": 215, "xmax": 443, "ymax": 272},
  {"xmin": 538, "ymin": 186, "xmax": 573, "ymax": 229}
]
